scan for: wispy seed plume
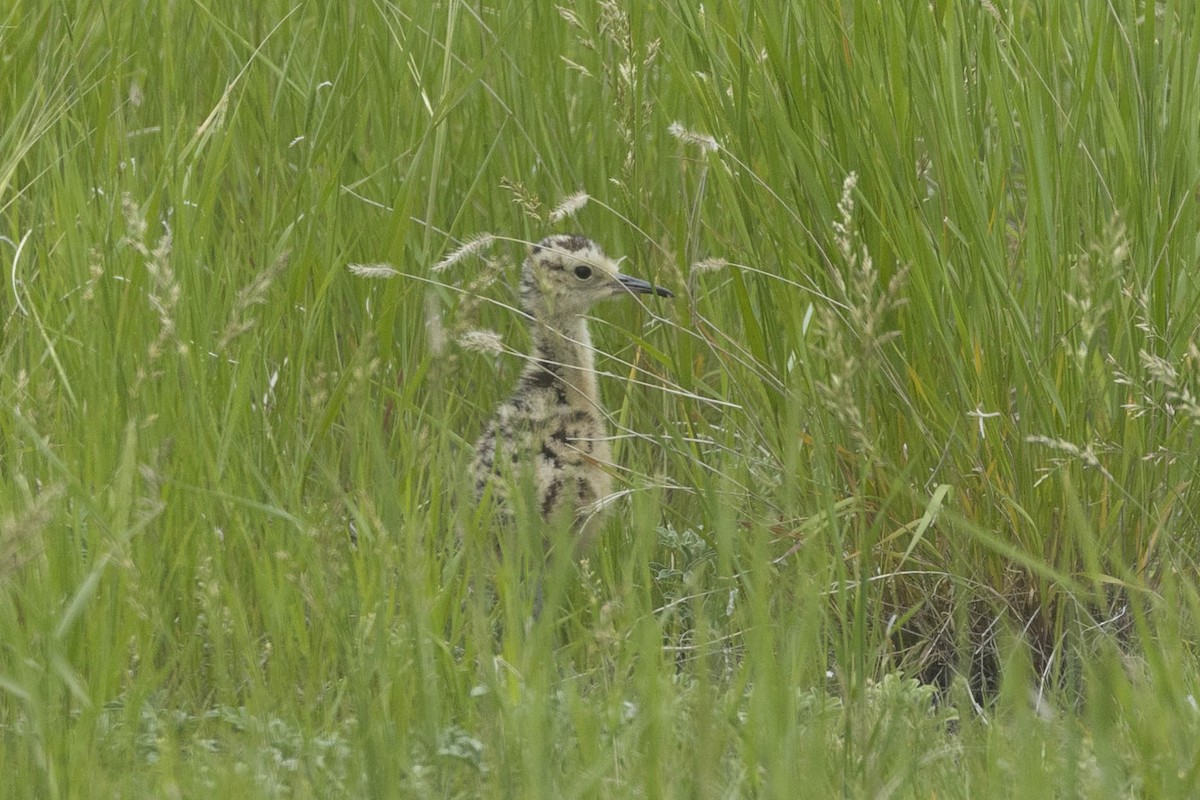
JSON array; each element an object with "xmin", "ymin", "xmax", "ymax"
[
  {"xmin": 550, "ymin": 191, "xmax": 591, "ymax": 223},
  {"xmin": 347, "ymin": 262, "xmax": 399, "ymax": 279},
  {"xmin": 458, "ymin": 329, "xmax": 506, "ymax": 356},
  {"xmin": 832, "ymin": 171, "xmax": 860, "ymax": 263},
  {"xmin": 668, "ymin": 122, "xmax": 719, "ymax": 153},
  {"xmin": 433, "ymin": 233, "xmax": 495, "ymax": 272},
  {"xmin": 690, "ymin": 258, "xmax": 728, "ymax": 276}
]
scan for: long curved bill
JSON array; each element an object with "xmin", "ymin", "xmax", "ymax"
[{"xmin": 615, "ymin": 273, "xmax": 673, "ymax": 298}]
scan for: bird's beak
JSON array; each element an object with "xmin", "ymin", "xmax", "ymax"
[{"xmin": 615, "ymin": 273, "xmax": 673, "ymax": 298}]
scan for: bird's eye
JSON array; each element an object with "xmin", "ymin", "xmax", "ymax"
[{"xmin": 574, "ymin": 265, "xmax": 593, "ymax": 280}]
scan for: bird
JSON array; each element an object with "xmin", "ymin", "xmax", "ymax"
[{"xmin": 472, "ymin": 234, "xmax": 672, "ymax": 559}]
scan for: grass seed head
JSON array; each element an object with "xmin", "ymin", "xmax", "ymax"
[
  {"xmin": 433, "ymin": 233, "xmax": 495, "ymax": 273},
  {"xmin": 458, "ymin": 329, "xmax": 505, "ymax": 356},
  {"xmin": 668, "ymin": 121, "xmax": 719, "ymax": 153},
  {"xmin": 550, "ymin": 191, "xmax": 590, "ymax": 223},
  {"xmin": 348, "ymin": 262, "xmax": 399, "ymax": 279}
]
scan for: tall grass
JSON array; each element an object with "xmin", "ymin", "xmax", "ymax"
[{"xmin": 3, "ymin": 0, "xmax": 1200, "ymax": 796}]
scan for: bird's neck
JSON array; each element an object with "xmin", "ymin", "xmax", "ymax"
[{"xmin": 530, "ymin": 313, "xmax": 601, "ymax": 410}]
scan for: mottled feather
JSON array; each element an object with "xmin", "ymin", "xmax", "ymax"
[{"xmin": 472, "ymin": 235, "xmax": 672, "ymax": 551}]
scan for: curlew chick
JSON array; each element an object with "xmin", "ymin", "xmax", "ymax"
[{"xmin": 473, "ymin": 234, "xmax": 672, "ymax": 554}]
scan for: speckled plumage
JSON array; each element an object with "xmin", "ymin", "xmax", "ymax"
[{"xmin": 473, "ymin": 234, "xmax": 672, "ymax": 551}]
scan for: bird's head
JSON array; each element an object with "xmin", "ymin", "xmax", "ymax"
[{"xmin": 520, "ymin": 234, "xmax": 672, "ymax": 319}]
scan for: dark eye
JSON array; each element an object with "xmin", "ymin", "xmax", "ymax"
[{"xmin": 574, "ymin": 265, "xmax": 592, "ymax": 280}]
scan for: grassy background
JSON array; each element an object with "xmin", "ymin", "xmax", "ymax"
[{"xmin": 4, "ymin": 0, "xmax": 1200, "ymax": 796}]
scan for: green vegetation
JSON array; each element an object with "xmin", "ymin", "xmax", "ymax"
[{"xmin": 4, "ymin": 0, "xmax": 1200, "ymax": 795}]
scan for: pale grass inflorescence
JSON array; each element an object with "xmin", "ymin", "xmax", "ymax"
[
  {"xmin": 457, "ymin": 328, "xmax": 505, "ymax": 356},
  {"xmin": 689, "ymin": 257, "xmax": 728, "ymax": 275},
  {"xmin": 432, "ymin": 233, "xmax": 496, "ymax": 273},
  {"xmin": 121, "ymin": 193, "xmax": 182, "ymax": 395},
  {"xmin": 1112, "ymin": 345, "xmax": 1200, "ymax": 426},
  {"xmin": 1063, "ymin": 215, "xmax": 1127, "ymax": 365},
  {"xmin": 557, "ymin": 1, "xmax": 661, "ymax": 181},
  {"xmin": 217, "ymin": 250, "xmax": 290, "ymax": 352},
  {"xmin": 549, "ymin": 191, "xmax": 590, "ymax": 223},
  {"xmin": 346, "ymin": 262, "xmax": 399, "ymax": 279},
  {"xmin": 814, "ymin": 171, "xmax": 908, "ymax": 456},
  {"xmin": 0, "ymin": 483, "xmax": 63, "ymax": 581},
  {"xmin": 1024, "ymin": 435, "xmax": 1115, "ymax": 486},
  {"xmin": 667, "ymin": 121, "xmax": 720, "ymax": 154}
]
